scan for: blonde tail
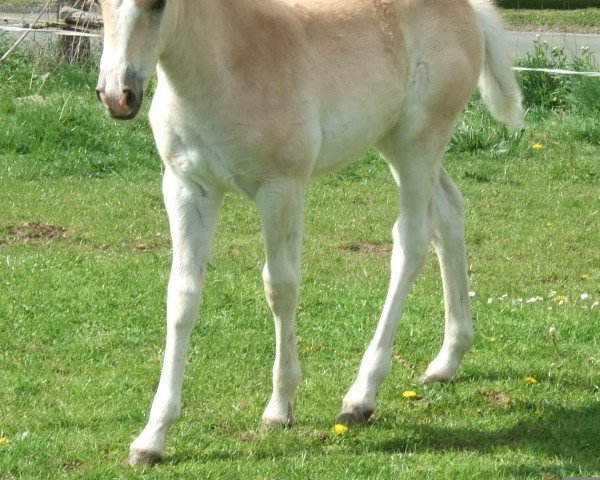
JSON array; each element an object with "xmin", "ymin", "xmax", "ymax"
[{"xmin": 471, "ymin": 0, "xmax": 524, "ymax": 128}]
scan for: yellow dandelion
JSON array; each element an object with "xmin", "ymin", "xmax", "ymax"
[
  {"xmin": 331, "ymin": 424, "xmax": 348, "ymax": 436},
  {"xmin": 489, "ymin": 336, "xmax": 497, "ymax": 343},
  {"xmin": 403, "ymin": 390, "xmax": 418, "ymax": 399},
  {"xmin": 581, "ymin": 274, "xmax": 590, "ymax": 280},
  {"xmin": 0, "ymin": 437, "xmax": 10, "ymax": 445},
  {"xmin": 553, "ymin": 295, "xmax": 568, "ymax": 304},
  {"xmin": 525, "ymin": 376, "xmax": 538, "ymax": 385},
  {"xmin": 532, "ymin": 143, "xmax": 543, "ymax": 151}
]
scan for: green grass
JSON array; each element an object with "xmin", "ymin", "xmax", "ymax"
[
  {"xmin": 499, "ymin": 0, "xmax": 598, "ymax": 9},
  {"xmin": 1, "ymin": 46, "xmax": 599, "ymax": 479},
  {"xmin": 501, "ymin": 7, "xmax": 600, "ymax": 30}
]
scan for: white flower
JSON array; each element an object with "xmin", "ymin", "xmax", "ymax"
[
  {"xmin": 580, "ymin": 293, "xmax": 589, "ymax": 301},
  {"xmin": 526, "ymin": 296, "xmax": 543, "ymax": 304}
]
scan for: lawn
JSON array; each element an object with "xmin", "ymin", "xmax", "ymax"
[
  {"xmin": 503, "ymin": 8, "xmax": 600, "ymax": 32},
  {"xmin": 0, "ymin": 37, "xmax": 599, "ymax": 479}
]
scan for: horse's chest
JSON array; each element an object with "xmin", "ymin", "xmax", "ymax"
[{"xmin": 154, "ymin": 123, "xmax": 264, "ymax": 198}]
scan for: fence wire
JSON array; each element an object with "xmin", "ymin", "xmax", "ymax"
[
  {"xmin": 0, "ymin": 0, "xmax": 101, "ymax": 63},
  {"xmin": 1, "ymin": 1, "xmax": 600, "ymax": 74}
]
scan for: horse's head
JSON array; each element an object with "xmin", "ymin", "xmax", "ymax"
[{"xmin": 96, "ymin": 0, "xmax": 178, "ymax": 120}]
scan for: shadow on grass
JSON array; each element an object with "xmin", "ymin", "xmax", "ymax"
[
  {"xmin": 163, "ymin": 403, "xmax": 599, "ymax": 477},
  {"xmin": 159, "ymin": 372, "xmax": 599, "ymax": 475},
  {"xmin": 376, "ymin": 403, "xmax": 600, "ymax": 474}
]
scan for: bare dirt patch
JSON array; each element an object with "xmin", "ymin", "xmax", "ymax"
[
  {"xmin": 0, "ymin": 221, "xmax": 74, "ymax": 244},
  {"xmin": 14, "ymin": 94, "xmax": 45, "ymax": 105},
  {"xmin": 479, "ymin": 390, "xmax": 513, "ymax": 409},
  {"xmin": 392, "ymin": 354, "xmax": 416, "ymax": 369},
  {"xmin": 341, "ymin": 242, "xmax": 391, "ymax": 256},
  {"xmin": 131, "ymin": 233, "xmax": 168, "ymax": 252}
]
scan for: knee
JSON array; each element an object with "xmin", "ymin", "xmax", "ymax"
[
  {"xmin": 166, "ymin": 281, "xmax": 201, "ymax": 327},
  {"xmin": 262, "ymin": 264, "xmax": 299, "ymax": 310},
  {"xmin": 392, "ymin": 220, "xmax": 431, "ymax": 266}
]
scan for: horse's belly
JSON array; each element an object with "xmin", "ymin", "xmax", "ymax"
[{"xmin": 312, "ymin": 97, "xmax": 402, "ymax": 176}]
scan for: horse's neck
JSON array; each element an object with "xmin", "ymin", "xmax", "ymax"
[{"xmin": 158, "ymin": 0, "xmax": 251, "ymax": 97}]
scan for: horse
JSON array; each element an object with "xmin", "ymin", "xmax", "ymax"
[{"xmin": 95, "ymin": 0, "xmax": 522, "ymax": 466}]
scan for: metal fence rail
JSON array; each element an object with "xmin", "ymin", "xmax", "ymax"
[{"xmin": 0, "ymin": 0, "xmax": 101, "ymax": 63}]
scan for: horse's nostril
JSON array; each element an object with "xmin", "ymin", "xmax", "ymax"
[{"xmin": 123, "ymin": 88, "xmax": 137, "ymax": 110}]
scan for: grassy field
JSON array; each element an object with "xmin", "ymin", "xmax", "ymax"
[
  {"xmin": 502, "ymin": 8, "xmax": 600, "ymax": 31},
  {"xmin": 1, "ymin": 39, "xmax": 599, "ymax": 479}
]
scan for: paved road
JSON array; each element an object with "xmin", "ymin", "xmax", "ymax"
[{"xmin": 510, "ymin": 30, "xmax": 600, "ymax": 66}]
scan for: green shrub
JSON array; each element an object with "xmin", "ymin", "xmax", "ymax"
[
  {"xmin": 516, "ymin": 36, "xmax": 600, "ymax": 113},
  {"xmin": 497, "ymin": 0, "xmax": 597, "ymax": 9}
]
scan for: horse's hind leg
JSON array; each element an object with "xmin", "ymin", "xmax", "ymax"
[
  {"xmin": 339, "ymin": 127, "xmax": 446, "ymax": 424},
  {"xmin": 336, "ymin": 81, "xmax": 481, "ymax": 421},
  {"xmin": 422, "ymin": 168, "xmax": 473, "ymax": 381}
]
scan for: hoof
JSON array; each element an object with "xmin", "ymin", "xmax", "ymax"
[
  {"xmin": 420, "ymin": 371, "xmax": 455, "ymax": 383},
  {"xmin": 337, "ymin": 408, "xmax": 373, "ymax": 426},
  {"xmin": 262, "ymin": 401, "xmax": 294, "ymax": 430},
  {"xmin": 261, "ymin": 415, "xmax": 294, "ymax": 430},
  {"xmin": 128, "ymin": 449, "xmax": 163, "ymax": 467}
]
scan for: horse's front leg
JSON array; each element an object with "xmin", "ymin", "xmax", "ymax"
[
  {"xmin": 129, "ymin": 169, "xmax": 223, "ymax": 466},
  {"xmin": 256, "ymin": 179, "xmax": 305, "ymax": 428}
]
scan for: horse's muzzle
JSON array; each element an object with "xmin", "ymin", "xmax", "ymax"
[{"xmin": 96, "ymin": 67, "xmax": 144, "ymax": 120}]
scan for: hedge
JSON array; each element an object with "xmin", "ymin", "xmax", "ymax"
[{"xmin": 497, "ymin": 0, "xmax": 599, "ymax": 8}]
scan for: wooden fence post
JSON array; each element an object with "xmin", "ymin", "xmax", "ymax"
[{"xmin": 57, "ymin": 0, "xmax": 91, "ymax": 63}]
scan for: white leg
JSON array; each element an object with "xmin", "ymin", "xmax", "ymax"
[
  {"xmin": 339, "ymin": 157, "xmax": 439, "ymax": 424},
  {"xmin": 129, "ymin": 169, "xmax": 223, "ymax": 466},
  {"xmin": 256, "ymin": 179, "xmax": 305, "ymax": 428},
  {"xmin": 422, "ymin": 168, "xmax": 473, "ymax": 381}
]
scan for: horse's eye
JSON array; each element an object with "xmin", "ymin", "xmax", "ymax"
[{"xmin": 151, "ymin": 0, "xmax": 166, "ymax": 11}]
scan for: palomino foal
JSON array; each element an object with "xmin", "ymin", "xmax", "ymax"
[{"xmin": 96, "ymin": 0, "xmax": 522, "ymax": 465}]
